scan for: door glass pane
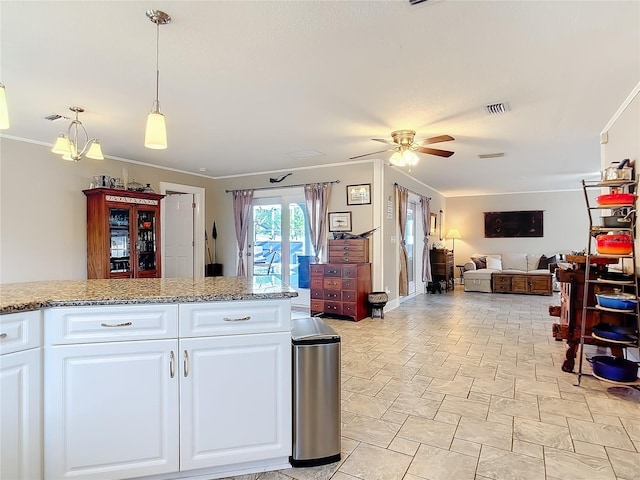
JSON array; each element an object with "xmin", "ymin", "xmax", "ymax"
[
  {"xmin": 253, "ymin": 204, "xmax": 282, "ymax": 281},
  {"xmin": 109, "ymin": 208, "xmax": 130, "ymax": 273},
  {"xmin": 405, "ymin": 203, "xmax": 415, "ymax": 283},
  {"xmin": 289, "ymin": 202, "xmax": 309, "ymax": 289},
  {"xmin": 137, "ymin": 210, "xmax": 157, "ymax": 272}
]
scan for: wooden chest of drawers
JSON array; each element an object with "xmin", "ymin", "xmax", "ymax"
[
  {"xmin": 310, "ymin": 263, "xmax": 371, "ymax": 321},
  {"xmin": 328, "ymin": 239, "xmax": 369, "ymax": 264},
  {"xmin": 430, "ymin": 249, "xmax": 454, "ymax": 290}
]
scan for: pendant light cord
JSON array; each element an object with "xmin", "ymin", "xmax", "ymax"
[{"xmin": 154, "ymin": 21, "xmax": 160, "ymax": 111}]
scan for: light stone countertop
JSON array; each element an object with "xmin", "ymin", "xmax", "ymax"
[{"xmin": 0, "ymin": 277, "xmax": 298, "ymax": 314}]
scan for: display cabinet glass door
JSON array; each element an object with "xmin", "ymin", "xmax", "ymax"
[
  {"xmin": 109, "ymin": 208, "xmax": 131, "ymax": 275},
  {"xmin": 137, "ymin": 209, "xmax": 158, "ymax": 274}
]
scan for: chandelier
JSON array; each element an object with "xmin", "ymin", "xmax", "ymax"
[
  {"xmin": 389, "ymin": 146, "xmax": 420, "ymax": 168},
  {"xmin": 51, "ymin": 107, "xmax": 104, "ymax": 161}
]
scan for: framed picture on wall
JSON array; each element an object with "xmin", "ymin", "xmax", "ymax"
[
  {"xmin": 430, "ymin": 213, "xmax": 437, "ymax": 235},
  {"xmin": 328, "ymin": 211, "xmax": 352, "ymax": 232},
  {"xmin": 346, "ymin": 184, "xmax": 371, "ymax": 205}
]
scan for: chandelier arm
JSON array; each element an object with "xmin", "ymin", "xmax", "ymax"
[{"xmin": 67, "ymin": 119, "xmax": 91, "ymax": 159}]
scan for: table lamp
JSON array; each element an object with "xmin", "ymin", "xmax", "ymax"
[{"xmin": 445, "ymin": 228, "xmax": 461, "ymax": 256}]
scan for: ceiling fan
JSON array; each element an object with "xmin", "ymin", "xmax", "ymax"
[{"xmin": 350, "ymin": 130, "xmax": 455, "ymax": 167}]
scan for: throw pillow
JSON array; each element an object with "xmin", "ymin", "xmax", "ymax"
[
  {"xmin": 486, "ymin": 256, "xmax": 502, "ymax": 270},
  {"xmin": 473, "ymin": 257, "xmax": 487, "ymax": 269},
  {"xmin": 538, "ymin": 254, "xmax": 557, "ymax": 269}
]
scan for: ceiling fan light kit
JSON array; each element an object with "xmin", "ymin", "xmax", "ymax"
[
  {"xmin": 351, "ymin": 129, "xmax": 455, "ymax": 166},
  {"xmin": 50, "ymin": 106, "xmax": 104, "ymax": 162},
  {"xmin": 144, "ymin": 9, "xmax": 171, "ymax": 150}
]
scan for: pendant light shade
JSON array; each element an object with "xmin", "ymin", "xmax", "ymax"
[
  {"xmin": 145, "ymin": 9, "xmax": 171, "ymax": 150},
  {"xmin": 86, "ymin": 140, "xmax": 104, "ymax": 160},
  {"xmin": 0, "ymin": 83, "xmax": 9, "ymax": 130},
  {"xmin": 52, "ymin": 134, "xmax": 70, "ymax": 154},
  {"xmin": 145, "ymin": 110, "xmax": 167, "ymax": 149}
]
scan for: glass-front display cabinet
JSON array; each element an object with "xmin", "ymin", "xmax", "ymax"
[{"xmin": 84, "ymin": 188, "xmax": 164, "ymax": 279}]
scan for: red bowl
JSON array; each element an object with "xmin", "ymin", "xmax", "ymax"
[
  {"xmin": 596, "ymin": 233, "xmax": 633, "ymax": 255},
  {"xmin": 596, "ymin": 193, "xmax": 637, "ymax": 206}
]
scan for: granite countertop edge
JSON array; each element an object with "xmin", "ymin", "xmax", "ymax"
[{"xmin": 0, "ymin": 278, "xmax": 298, "ymax": 315}]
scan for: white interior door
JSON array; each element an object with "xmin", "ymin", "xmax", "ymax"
[
  {"xmin": 164, "ymin": 193, "xmax": 194, "ymax": 278},
  {"xmin": 405, "ymin": 200, "xmax": 416, "ymax": 296}
]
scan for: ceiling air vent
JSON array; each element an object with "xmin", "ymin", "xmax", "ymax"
[
  {"xmin": 485, "ymin": 102, "xmax": 510, "ymax": 115},
  {"xmin": 478, "ymin": 153, "xmax": 505, "ymax": 159},
  {"xmin": 43, "ymin": 113, "xmax": 65, "ymax": 122},
  {"xmin": 409, "ymin": 0, "xmax": 428, "ymax": 5}
]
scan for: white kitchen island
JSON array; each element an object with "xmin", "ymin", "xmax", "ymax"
[{"xmin": 0, "ymin": 277, "xmax": 297, "ymax": 480}]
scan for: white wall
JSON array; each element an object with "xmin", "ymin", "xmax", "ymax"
[{"xmin": 446, "ymin": 191, "xmax": 592, "ymax": 267}]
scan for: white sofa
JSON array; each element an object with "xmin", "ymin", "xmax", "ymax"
[{"xmin": 463, "ymin": 253, "xmax": 559, "ymax": 294}]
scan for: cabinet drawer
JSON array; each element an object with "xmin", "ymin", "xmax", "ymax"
[
  {"xmin": 180, "ymin": 299, "xmax": 290, "ymax": 337},
  {"xmin": 342, "ymin": 266, "xmax": 358, "ymax": 278},
  {"xmin": 342, "ymin": 303, "xmax": 358, "ymax": 317},
  {"xmin": 342, "ymin": 278, "xmax": 356, "ymax": 290},
  {"xmin": 0, "ymin": 310, "xmax": 41, "ymax": 355},
  {"xmin": 45, "ymin": 305, "xmax": 178, "ymax": 345},
  {"xmin": 310, "ymin": 265, "xmax": 325, "ymax": 276},
  {"xmin": 324, "ymin": 290, "xmax": 341, "ymax": 301},
  {"xmin": 310, "ymin": 277, "xmax": 324, "ymax": 290},
  {"xmin": 311, "ymin": 289, "xmax": 324, "ymax": 299},
  {"xmin": 343, "ymin": 291, "xmax": 356, "ymax": 302},
  {"xmin": 329, "ymin": 253, "xmax": 367, "ymax": 263},
  {"xmin": 323, "ymin": 301, "xmax": 342, "ymax": 315},
  {"xmin": 310, "ymin": 300, "xmax": 324, "ymax": 312},
  {"xmin": 324, "ymin": 266, "xmax": 342, "ymax": 277},
  {"xmin": 323, "ymin": 277, "xmax": 342, "ymax": 289},
  {"xmin": 493, "ymin": 276, "xmax": 511, "ymax": 287}
]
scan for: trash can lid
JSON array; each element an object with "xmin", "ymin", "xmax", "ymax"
[{"xmin": 291, "ymin": 317, "xmax": 340, "ymax": 342}]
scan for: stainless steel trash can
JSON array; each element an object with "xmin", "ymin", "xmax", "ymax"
[{"xmin": 290, "ymin": 317, "xmax": 341, "ymax": 467}]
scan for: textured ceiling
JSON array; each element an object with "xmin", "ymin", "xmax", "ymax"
[{"xmin": 1, "ymin": 0, "xmax": 638, "ymax": 196}]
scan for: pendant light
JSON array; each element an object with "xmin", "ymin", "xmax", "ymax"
[
  {"xmin": 144, "ymin": 9, "xmax": 171, "ymax": 150},
  {"xmin": 0, "ymin": 83, "xmax": 9, "ymax": 130}
]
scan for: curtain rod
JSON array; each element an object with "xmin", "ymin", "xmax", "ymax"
[
  {"xmin": 394, "ymin": 182, "xmax": 431, "ymax": 200},
  {"xmin": 225, "ymin": 179, "xmax": 340, "ymax": 193}
]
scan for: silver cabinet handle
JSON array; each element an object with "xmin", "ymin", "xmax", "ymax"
[
  {"xmin": 223, "ymin": 316, "xmax": 251, "ymax": 322},
  {"xmin": 170, "ymin": 351, "xmax": 175, "ymax": 378},
  {"xmin": 183, "ymin": 350, "xmax": 189, "ymax": 377},
  {"xmin": 100, "ymin": 321, "xmax": 132, "ymax": 328},
  {"xmin": 0, "ymin": 333, "xmax": 7, "ymax": 339}
]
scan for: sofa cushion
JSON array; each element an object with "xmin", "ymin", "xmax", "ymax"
[
  {"xmin": 486, "ymin": 255, "xmax": 502, "ymax": 270},
  {"xmin": 527, "ymin": 254, "xmax": 542, "ymax": 272},
  {"xmin": 501, "ymin": 253, "xmax": 528, "ymax": 271}
]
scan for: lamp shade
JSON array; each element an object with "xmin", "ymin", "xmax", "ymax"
[
  {"xmin": 145, "ymin": 112, "xmax": 167, "ymax": 149},
  {"xmin": 445, "ymin": 228, "xmax": 461, "ymax": 240},
  {"xmin": 85, "ymin": 140, "xmax": 104, "ymax": 160},
  {"xmin": 0, "ymin": 83, "xmax": 9, "ymax": 130},
  {"xmin": 52, "ymin": 134, "xmax": 70, "ymax": 155}
]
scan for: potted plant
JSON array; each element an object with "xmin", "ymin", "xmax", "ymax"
[{"xmin": 205, "ymin": 221, "xmax": 223, "ymax": 276}]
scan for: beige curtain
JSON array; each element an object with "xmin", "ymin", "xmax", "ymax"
[
  {"xmin": 396, "ymin": 185, "xmax": 409, "ymax": 296},
  {"xmin": 304, "ymin": 182, "xmax": 331, "ymax": 263},
  {"xmin": 232, "ymin": 189, "xmax": 254, "ymax": 276},
  {"xmin": 420, "ymin": 195, "xmax": 433, "ymax": 284}
]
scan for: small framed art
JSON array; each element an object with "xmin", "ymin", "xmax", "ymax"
[
  {"xmin": 346, "ymin": 184, "xmax": 371, "ymax": 205},
  {"xmin": 328, "ymin": 211, "xmax": 352, "ymax": 232}
]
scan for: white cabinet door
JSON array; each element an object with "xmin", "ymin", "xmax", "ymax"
[
  {"xmin": 179, "ymin": 332, "xmax": 291, "ymax": 471},
  {"xmin": 0, "ymin": 348, "xmax": 42, "ymax": 480},
  {"xmin": 45, "ymin": 339, "xmax": 179, "ymax": 480}
]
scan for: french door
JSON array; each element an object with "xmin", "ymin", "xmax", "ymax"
[
  {"xmin": 248, "ymin": 191, "xmax": 312, "ymax": 306},
  {"xmin": 400, "ymin": 197, "xmax": 425, "ymax": 302}
]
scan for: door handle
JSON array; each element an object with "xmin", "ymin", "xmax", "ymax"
[
  {"xmin": 170, "ymin": 351, "xmax": 175, "ymax": 378},
  {"xmin": 100, "ymin": 321, "xmax": 133, "ymax": 328},
  {"xmin": 183, "ymin": 350, "xmax": 189, "ymax": 377}
]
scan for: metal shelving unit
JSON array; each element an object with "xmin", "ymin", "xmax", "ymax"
[{"xmin": 577, "ymin": 179, "xmax": 640, "ymax": 386}]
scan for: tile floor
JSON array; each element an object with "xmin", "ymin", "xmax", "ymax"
[{"xmin": 228, "ymin": 289, "xmax": 640, "ymax": 480}]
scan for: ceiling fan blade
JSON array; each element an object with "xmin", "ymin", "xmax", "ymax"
[
  {"xmin": 349, "ymin": 148, "xmax": 393, "ymax": 160},
  {"xmin": 416, "ymin": 146, "xmax": 455, "ymax": 158},
  {"xmin": 371, "ymin": 138, "xmax": 395, "ymax": 145},
  {"xmin": 420, "ymin": 134, "xmax": 455, "ymax": 145}
]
